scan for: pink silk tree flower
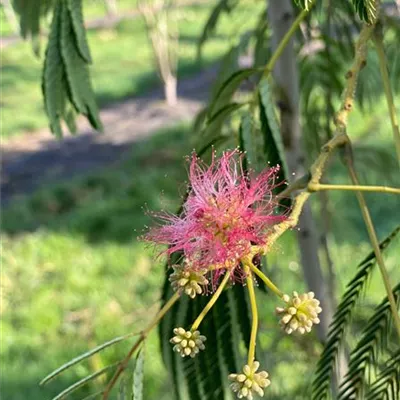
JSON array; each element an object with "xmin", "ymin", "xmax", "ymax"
[{"xmin": 145, "ymin": 150, "xmax": 288, "ymax": 284}]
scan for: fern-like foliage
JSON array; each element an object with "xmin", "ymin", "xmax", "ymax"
[
  {"xmin": 42, "ymin": 0, "xmax": 102, "ymax": 137},
  {"xmin": 311, "ymin": 226, "xmax": 400, "ymax": 400},
  {"xmin": 365, "ymin": 349, "xmax": 400, "ymax": 400},
  {"xmin": 337, "ymin": 283, "xmax": 400, "ymax": 399}
]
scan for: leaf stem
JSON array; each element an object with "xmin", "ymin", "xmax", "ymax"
[
  {"xmin": 248, "ymin": 263, "xmax": 283, "ymax": 298},
  {"xmin": 308, "ymin": 183, "xmax": 400, "ymax": 195},
  {"xmin": 373, "ymin": 27, "xmax": 400, "ymax": 165},
  {"xmin": 191, "ymin": 271, "xmax": 230, "ymax": 331},
  {"xmin": 102, "ymin": 291, "xmax": 180, "ymax": 399},
  {"xmin": 245, "ymin": 269, "xmax": 259, "ymax": 366},
  {"xmin": 342, "ymin": 148, "xmax": 400, "ymax": 339}
]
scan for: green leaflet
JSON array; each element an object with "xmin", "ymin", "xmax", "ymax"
[
  {"xmin": 133, "ymin": 349, "xmax": 144, "ymax": 400},
  {"xmin": 41, "ymin": 0, "xmax": 102, "ymax": 136},
  {"xmin": 66, "ymin": 0, "xmax": 92, "ymax": 63},
  {"xmin": 202, "ymin": 102, "xmax": 246, "ymax": 142},
  {"xmin": 42, "ymin": 0, "xmax": 67, "ymax": 138},
  {"xmin": 208, "ymin": 68, "xmax": 258, "ymax": 118},
  {"xmin": 60, "ymin": 2, "xmax": 102, "ymax": 129},
  {"xmin": 311, "ymin": 226, "xmax": 400, "ymax": 400}
]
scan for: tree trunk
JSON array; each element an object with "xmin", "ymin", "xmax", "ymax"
[
  {"xmin": 164, "ymin": 74, "xmax": 178, "ymax": 106},
  {"xmin": 267, "ymin": 0, "xmax": 334, "ymax": 341},
  {"xmin": 104, "ymin": 0, "xmax": 118, "ymax": 17}
]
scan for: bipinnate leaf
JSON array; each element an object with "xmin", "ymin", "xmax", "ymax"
[
  {"xmin": 40, "ymin": 333, "xmax": 135, "ymax": 385},
  {"xmin": 311, "ymin": 226, "xmax": 400, "ymax": 400},
  {"xmin": 50, "ymin": 361, "xmax": 119, "ymax": 400},
  {"xmin": 337, "ymin": 283, "xmax": 400, "ymax": 400}
]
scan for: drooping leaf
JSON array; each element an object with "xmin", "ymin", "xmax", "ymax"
[
  {"xmin": 197, "ymin": 0, "xmax": 239, "ymax": 58},
  {"xmin": 66, "ymin": 0, "xmax": 92, "ymax": 62},
  {"xmin": 11, "ymin": 0, "xmax": 53, "ymax": 54},
  {"xmin": 202, "ymin": 102, "xmax": 246, "ymax": 141},
  {"xmin": 40, "ymin": 333, "xmax": 136, "ymax": 385},
  {"xmin": 41, "ymin": 0, "xmax": 66, "ymax": 138},
  {"xmin": 60, "ymin": 2, "xmax": 102, "ymax": 130},
  {"xmin": 208, "ymin": 68, "xmax": 258, "ymax": 118},
  {"xmin": 311, "ymin": 226, "xmax": 400, "ymax": 400}
]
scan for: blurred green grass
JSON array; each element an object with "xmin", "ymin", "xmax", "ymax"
[
  {"xmin": 2, "ymin": 122, "xmax": 400, "ymax": 399},
  {"xmin": 0, "ymin": 1, "xmax": 263, "ymax": 139}
]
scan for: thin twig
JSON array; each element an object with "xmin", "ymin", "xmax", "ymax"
[
  {"xmin": 308, "ymin": 183, "xmax": 400, "ymax": 195},
  {"xmin": 373, "ymin": 25, "xmax": 400, "ymax": 165},
  {"xmin": 342, "ymin": 145, "xmax": 400, "ymax": 338}
]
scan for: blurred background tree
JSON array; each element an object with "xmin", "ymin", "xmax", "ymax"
[{"xmin": 1, "ymin": 0, "xmax": 399, "ymax": 399}]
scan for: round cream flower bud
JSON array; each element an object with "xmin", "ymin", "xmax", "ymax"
[
  {"xmin": 169, "ymin": 263, "xmax": 208, "ymax": 298},
  {"xmin": 170, "ymin": 327, "xmax": 206, "ymax": 358},
  {"xmin": 229, "ymin": 361, "xmax": 270, "ymax": 399},
  {"xmin": 276, "ymin": 291, "xmax": 322, "ymax": 334}
]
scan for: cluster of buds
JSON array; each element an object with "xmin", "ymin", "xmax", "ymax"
[
  {"xmin": 170, "ymin": 328, "xmax": 206, "ymax": 358},
  {"xmin": 229, "ymin": 361, "xmax": 270, "ymax": 399},
  {"xmin": 169, "ymin": 263, "xmax": 208, "ymax": 299},
  {"xmin": 146, "ymin": 150, "xmax": 323, "ymax": 398},
  {"xmin": 276, "ymin": 291, "xmax": 322, "ymax": 334}
]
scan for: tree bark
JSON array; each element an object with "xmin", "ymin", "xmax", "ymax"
[{"xmin": 267, "ymin": 0, "xmax": 334, "ymax": 341}]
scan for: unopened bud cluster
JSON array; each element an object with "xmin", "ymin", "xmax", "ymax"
[
  {"xmin": 276, "ymin": 291, "xmax": 322, "ymax": 334},
  {"xmin": 170, "ymin": 328, "xmax": 206, "ymax": 358},
  {"xmin": 229, "ymin": 361, "xmax": 270, "ymax": 399},
  {"xmin": 169, "ymin": 263, "xmax": 208, "ymax": 298}
]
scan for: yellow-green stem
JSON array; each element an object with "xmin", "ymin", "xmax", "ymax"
[
  {"xmin": 344, "ymin": 154, "xmax": 400, "ymax": 339},
  {"xmin": 308, "ymin": 183, "xmax": 400, "ymax": 195},
  {"xmin": 373, "ymin": 29, "xmax": 400, "ymax": 165},
  {"xmin": 191, "ymin": 272, "xmax": 230, "ymax": 331},
  {"xmin": 102, "ymin": 292, "xmax": 180, "ymax": 399},
  {"xmin": 249, "ymin": 263, "xmax": 283, "ymax": 298},
  {"xmin": 246, "ymin": 270, "xmax": 259, "ymax": 366}
]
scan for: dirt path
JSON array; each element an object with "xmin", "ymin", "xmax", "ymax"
[{"xmin": 1, "ymin": 67, "xmax": 217, "ymax": 205}]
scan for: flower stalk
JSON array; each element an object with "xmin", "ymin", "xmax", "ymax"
[
  {"xmin": 191, "ymin": 271, "xmax": 230, "ymax": 331},
  {"xmin": 248, "ymin": 263, "xmax": 283, "ymax": 298},
  {"xmin": 245, "ymin": 268, "xmax": 259, "ymax": 366},
  {"xmin": 307, "ymin": 183, "xmax": 400, "ymax": 195}
]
